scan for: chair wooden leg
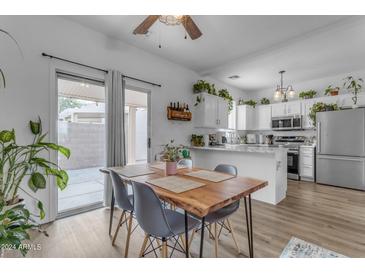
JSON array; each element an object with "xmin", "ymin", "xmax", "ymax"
[
  {"xmin": 112, "ymin": 210, "xmax": 126, "ymax": 246},
  {"xmin": 161, "ymin": 239, "xmax": 168, "ymax": 258},
  {"xmin": 179, "ymin": 235, "xmax": 186, "ymax": 251},
  {"xmin": 214, "ymin": 222, "xmax": 218, "ymax": 257},
  {"xmin": 209, "ymin": 224, "xmax": 214, "ymax": 239},
  {"xmin": 188, "ymin": 229, "xmax": 196, "ymax": 249},
  {"xmin": 139, "ymin": 233, "xmax": 149, "ymax": 257},
  {"xmin": 227, "ymin": 218, "xmax": 240, "ymax": 254},
  {"xmin": 124, "ymin": 212, "xmax": 133, "ymax": 258}
]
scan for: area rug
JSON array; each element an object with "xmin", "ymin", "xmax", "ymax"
[{"xmin": 280, "ymin": 237, "xmax": 347, "ymax": 258}]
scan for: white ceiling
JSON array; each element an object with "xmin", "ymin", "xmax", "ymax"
[{"xmin": 66, "ymin": 15, "xmax": 365, "ymax": 92}]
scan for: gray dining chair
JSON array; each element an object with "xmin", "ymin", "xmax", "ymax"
[
  {"xmin": 132, "ymin": 181, "xmax": 200, "ymax": 258},
  {"xmin": 109, "ymin": 170, "xmax": 135, "ymax": 258},
  {"xmin": 189, "ymin": 164, "xmax": 241, "ymax": 257}
]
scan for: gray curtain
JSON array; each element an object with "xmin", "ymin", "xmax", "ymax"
[{"xmin": 104, "ymin": 70, "xmax": 126, "ymax": 206}]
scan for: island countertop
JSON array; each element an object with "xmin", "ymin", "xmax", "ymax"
[{"xmin": 190, "ymin": 144, "xmax": 287, "ymax": 154}]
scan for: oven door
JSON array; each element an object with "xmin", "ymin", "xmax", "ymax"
[{"xmin": 287, "ymin": 150, "xmax": 299, "ymax": 180}]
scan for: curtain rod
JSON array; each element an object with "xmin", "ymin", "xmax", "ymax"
[{"xmin": 41, "ymin": 52, "xmax": 162, "ymax": 87}]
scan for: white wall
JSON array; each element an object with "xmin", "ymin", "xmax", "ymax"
[{"xmin": 0, "ymin": 16, "xmax": 244, "ymax": 222}]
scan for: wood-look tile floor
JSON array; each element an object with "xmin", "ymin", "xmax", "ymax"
[{"xmin": 22, "ymin": 181, "xmax": 365, "ymax": 258}]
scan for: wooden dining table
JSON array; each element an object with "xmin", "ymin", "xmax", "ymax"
[{"xmin": 100, "ymin": 163, "xmax": 267, "ymax": 258}]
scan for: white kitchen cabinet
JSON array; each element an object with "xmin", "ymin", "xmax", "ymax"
[
  {"xmin": 256, "ymin": 105, "xmax": 272, "ymax": 130},
  {"xmin": 271, "ymin": 101, "xmax": 301, "ymax": 117},
  {"xmin": 237, "ymin": 105, "xmax": 256, "ymax": 130},
  {"xmin": 194, "ymin": 93, "xmax": 229, "ymax": 129},
  {"xmin": 217, "ymin": 96, "xmax": 229, "ymax": 129},
  {"xmin": 271, "ymin": 103, "xmax": 286, "ymax": 117},
  {"xmin": 286, "ymin": 101, "xmax": 301, "ymax": 115}
]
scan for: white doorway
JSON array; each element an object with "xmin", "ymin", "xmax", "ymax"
[
  {"xmin": 124, "ymin": 88, "xmax": 150, "ymax": 165},
  {"xmin": 56, "ymin": 72, "xmax": 106, "ymax": 216}
]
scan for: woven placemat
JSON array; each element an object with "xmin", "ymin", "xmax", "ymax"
[
  {"xmin": 184, "ymin": 170, "xmax": 235, "ymax": 183},
  {"xmin": 147, "ymin": 176, "xmax": 205, "ymax": 193},
  {"xmin": 109, "ymin": 165, "xmax": 155, "ymax": 178}
]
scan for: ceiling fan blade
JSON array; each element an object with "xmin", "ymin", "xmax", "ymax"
[
  {"xmin": 133, "ymin": 15, "xmax": 160, "ymax": 35},
  {"xmin": 181, "ymin": 16, "xmax": 202, "ymax": 40}
]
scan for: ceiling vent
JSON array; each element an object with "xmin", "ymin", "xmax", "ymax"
[{"xmin": 228, "ymin": 75, "xmax": 240, "ymax": 80}]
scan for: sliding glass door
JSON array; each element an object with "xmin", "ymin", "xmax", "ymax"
[{"xmin": 57, "ymin": 72, "xmax": 106, "ymax": 216}]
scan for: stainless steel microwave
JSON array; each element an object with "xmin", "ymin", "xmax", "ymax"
[{"xmin": 271, "ymin": 115, "xmax": 302, "ymax": 131}]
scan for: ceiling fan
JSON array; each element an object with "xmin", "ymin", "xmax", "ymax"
[{"xmin": 133, "ymin": 15, "xmax": 202, "ymax": 40}]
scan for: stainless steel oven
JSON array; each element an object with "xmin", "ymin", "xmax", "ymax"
[
  {"xmin": 274, "ymin": 136, "xmax": 305, "ymax": 180},
  {"xmin": 272, "ymin": 115, "xmax": 302, "ymax": 131},
  {"xmin": 287, "ymin": 148, "xmax": 300, "ymax": 180}
]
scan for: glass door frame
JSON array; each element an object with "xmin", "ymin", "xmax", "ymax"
[
  {"xmin": 49, "ymin": 61, "xmax": 106, "ymax": 222},
  {"xmin": 124, "ymin": 83, "xmax": 152, "ymax": 164}
]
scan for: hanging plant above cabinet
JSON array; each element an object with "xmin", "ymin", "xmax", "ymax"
[
  {"xmin": 260, "ymin": 97, "xmax": 270, "ymax": 105},
  {"xmin": 238, "ymin": 99, "xmax": 257, "ymax": 108},
  {"xmin": 193, "ymin": 80, "xmax": 234, "ymax": 112},
  {"xmin": 299, "ymin": 89, "xmax": 317, "ymax": 99},
  {"xmin": 309, "ymin": 102, "xmax": 339, "ymax": 125}
]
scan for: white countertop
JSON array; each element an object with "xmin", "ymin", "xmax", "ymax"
[{"xmin": 190, "ymin": 144, "xmax": 287, "ymax": 154}]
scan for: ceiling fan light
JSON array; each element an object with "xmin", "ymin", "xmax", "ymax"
[{"xmin": 159, "ymin": 15, "xmax": 182, "ymax": 26}]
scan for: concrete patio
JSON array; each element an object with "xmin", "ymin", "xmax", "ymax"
[{"xmin": 58, "ymin": 167, "xmax": 104, "ymax": 213}]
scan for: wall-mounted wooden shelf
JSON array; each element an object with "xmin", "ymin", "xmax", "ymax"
[{"xmin": 167, "ymin": 107, "xmax": 192, "ymax": 121}]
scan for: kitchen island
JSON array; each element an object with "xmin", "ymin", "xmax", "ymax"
[{"xmin": 190, "ymin": 144, "xmax": 287, "ymax": 205}]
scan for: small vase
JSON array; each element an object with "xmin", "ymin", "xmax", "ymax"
[{"xmin": 166, "ymin": 161, "xmax": 177, "ymax": 176}]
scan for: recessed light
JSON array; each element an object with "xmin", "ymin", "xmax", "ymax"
[{"xmin": 228, "ymin": 75, "xmax": 240, "ymax": 79}]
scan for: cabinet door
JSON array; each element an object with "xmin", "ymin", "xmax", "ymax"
[
  {"xmin": 194, "ymin": 93, "xmax": 217, "ymax": 128},
  {"xmin": 286, "ymin": 101, "xmax": 301, "ymax": 115},
  {"xmin": 271, "ymin": 103, "xmax": 286, "ymax": 117},
  {"xmin": 217, "ymin": 97, "xmax": 229, "ymax": 129},
  {"xmin": 256, "ymin": 105, "xmax": 271, "ymax": 130},
  {"xmin": 236, "ymin": 105, "xmax": 246, "ymax": 130},
  {"xmin": 236, "ymin": 105, "xmax": 255, "ymax": 130}
]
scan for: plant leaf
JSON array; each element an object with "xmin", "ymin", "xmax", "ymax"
[
  {"xmin": 56, "ymin": 170, "xmax": 68, "ymax": 191},
  {"xmin": 39, "ymin": 142, "xmax": 71, "ymax": 159},
  {"xmin": 0, "ymin": 130, "xmax": 14, "ymax": 143},
  {"xmin": 29, "ymin": 120, "xmax": 41, "ymax": 135},
  {"xmin": 30, "ymin": 172, "xmax": 46, "ymax": 189},
  {"xmin": 37, "ymin": 201, "xmax": 45, "ymax": 220}
]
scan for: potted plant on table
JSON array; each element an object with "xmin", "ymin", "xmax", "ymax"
[
  {"xmin": 343, "ymin": 76, "xmax": 363, "ymax": 108},
  {"xmin": 0, "ymin": 118, "xmax": 70, "ymax": 257},
  {"xmin": 324, "ymin": 85, "xmax": 340, "ymax": 96},
  {"xmin": 161, "ymin": 140, "xmax": 184, "ymax": 176}
]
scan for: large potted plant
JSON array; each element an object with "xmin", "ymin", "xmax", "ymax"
[
  {"xmin": 0, "ymin": 118, "xmax": 70, "ymax": 257},
  {"xmin": 161, "ymin": 140, "xmax": 184, "ymax": 176},
  {"xmin": 343, "ymin": 76, "xmax": 363, "ymax": 108}
]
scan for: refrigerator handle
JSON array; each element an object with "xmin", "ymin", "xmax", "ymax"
[{"xmin": 317, "ymin": 121, "xmax": 321, "ymax": 154}]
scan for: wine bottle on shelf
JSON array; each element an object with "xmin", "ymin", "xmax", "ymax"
[
  {"xmin": 170, "ymin": 102, "xmax": 173, "ymax": 109},
  {"xmin": 173, "ymin": 102, "xmax": 176, "ymax": 110},
  {"xmin": 177, "ymin": 102, "xmax": 180, "ymax": 111},
  {"xmin": 186, "ymin": 104, "xmax": 190, "ymax": 112}
]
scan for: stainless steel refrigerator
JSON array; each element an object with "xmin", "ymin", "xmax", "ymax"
[{"xmin": 316, "ymin": 108, "xmax": 365, "ymax": 190}]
